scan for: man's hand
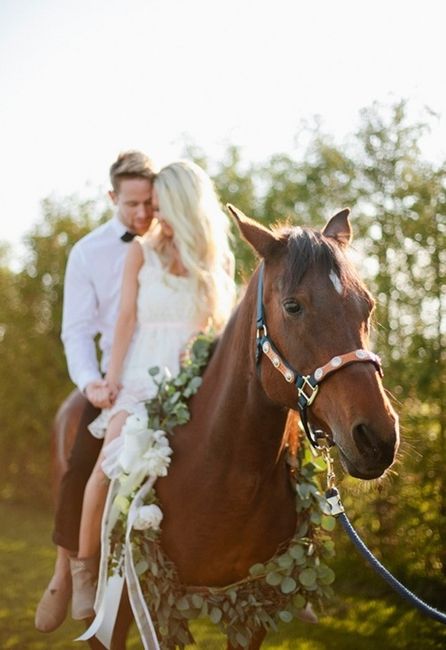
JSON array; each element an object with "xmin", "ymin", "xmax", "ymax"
[{"xmin": 85, "ymin": 379, "xmax": 119, "ymax": 409}]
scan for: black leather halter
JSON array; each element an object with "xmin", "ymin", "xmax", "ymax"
[{"xmin": 255, "ymin": 262, "xmax": 383, "ymax": 449}]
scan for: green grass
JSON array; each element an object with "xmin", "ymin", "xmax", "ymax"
[{"xmin": 1, "ymin": 502, "xmax": 445, "ymax": 649}]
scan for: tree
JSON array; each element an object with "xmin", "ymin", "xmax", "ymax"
[{"xmin": 0, "ymin": 195, "xmax": 110, "ymax": 505}]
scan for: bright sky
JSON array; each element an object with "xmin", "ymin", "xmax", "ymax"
[{"xmin": 1, "ymin": 0, "xmax": 446, "ymax": 252}]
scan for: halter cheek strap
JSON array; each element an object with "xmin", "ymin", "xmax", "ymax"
[{"xmin": 255, "ymin": 263, "xmax": 383, "ymax": 449}]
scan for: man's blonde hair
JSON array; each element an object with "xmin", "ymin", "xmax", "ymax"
[{"xmin": 109, "ymin": 150, "xmax": 157, "ymax": 192}]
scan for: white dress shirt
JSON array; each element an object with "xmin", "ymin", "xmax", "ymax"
[{"xmin": 61, "ymin": 215, "xmax": 132, "ymax": 392}]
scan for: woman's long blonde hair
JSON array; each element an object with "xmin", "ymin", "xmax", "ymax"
[{"xmin": 152, "ymin": 160, "xmax": 235, "ymax": 331}]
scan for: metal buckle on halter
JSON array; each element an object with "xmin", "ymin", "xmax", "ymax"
[
  {"xmin": 256, "ymin": 324, "xmax": 268, "ymax": 365},
  {"xmin": 297, "ymin": 376, "xmax": 319, "ymax": 407}
]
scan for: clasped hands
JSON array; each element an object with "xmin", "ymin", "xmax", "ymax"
[{"xmin": 85, "ymin": 377, "xmax": 122, "ymax": 409}]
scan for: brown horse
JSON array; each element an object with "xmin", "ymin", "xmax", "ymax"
[{"xmin": 53, "ymin": 207, "xmax": 399, "ymax": 649}]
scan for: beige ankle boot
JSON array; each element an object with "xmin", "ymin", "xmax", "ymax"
[
  {"xmin": 35, "ymin": 576, "xmax": 72, "ymax": 632},
  {"xmin": 69, "ymin": 556, "xmax": 98, "ymax": 620}
]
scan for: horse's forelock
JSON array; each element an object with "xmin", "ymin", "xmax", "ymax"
[{"xmin": 278, "ymin": 226, "xmax": 372, "ymax": 303}]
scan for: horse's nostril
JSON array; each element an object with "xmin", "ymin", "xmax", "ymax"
[
  {"xmin": 352, "ymin": 422, "xmax": 396, "ymax": 466},
  {"xmin": 352, "ymin": 423, "xmax": 378, "ymax": 455}
]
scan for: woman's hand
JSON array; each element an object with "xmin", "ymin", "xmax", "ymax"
[
  {"xmin": 105, "ymin": 375, "xmax": 122, "ymax": 403},
  {"xmin": 85, "ymin": 379, "xmax": 113, "ymax": 409}
]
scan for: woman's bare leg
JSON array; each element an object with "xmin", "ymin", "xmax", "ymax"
[{"xmin": 78, "ymin": 410, "xmax": 129, "ymax": 559}]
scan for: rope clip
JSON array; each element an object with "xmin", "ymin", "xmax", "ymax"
[{"xmin": 320, "ymin": 442, "xmax": 337, "ymax": 491}]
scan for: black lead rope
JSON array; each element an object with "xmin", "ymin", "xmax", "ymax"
[{"xmin": 326, "ymin": 486, "xmax": 446, "ymax": 625}]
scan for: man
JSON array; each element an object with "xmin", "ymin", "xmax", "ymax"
[{"xmin": 35, "ymin": 150, "xmax": 157, "ymax": 632}]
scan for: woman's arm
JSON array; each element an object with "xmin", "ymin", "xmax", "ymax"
[{"xmin": 106, "ymin": 240, "xmax": 144, "ymax": 391}]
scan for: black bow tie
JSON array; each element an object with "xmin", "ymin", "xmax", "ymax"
[{"xmin": 121, "ymin": 231, "xmax": 136, "ymax": 242}]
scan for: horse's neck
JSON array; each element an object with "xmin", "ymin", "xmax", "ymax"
[{"xmin": 200, "ymin": 288, "xmax": 288, "ymax": 470}]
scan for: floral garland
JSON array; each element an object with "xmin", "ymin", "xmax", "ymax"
[{"xmin": 108, "ymin": 334, "xmax": 336, "ymax": 649}]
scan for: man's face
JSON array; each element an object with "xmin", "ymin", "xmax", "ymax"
[{"xmin": 110, "ymin": 177, "xmax": 153, "ymax": 235}]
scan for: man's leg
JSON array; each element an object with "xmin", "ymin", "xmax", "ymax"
[
  {"xmin": 35, "ymin": 397, "xmax": 102, "ymax": 632},
  {"xmin": 52, "ymin": 397, "xmax": 102, "ymax": 551}
]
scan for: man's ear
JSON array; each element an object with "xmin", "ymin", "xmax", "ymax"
[
  {"xmin": 109, "ymin": 190, "xmax": 118, "ymax": 205},
  {"xmin": 322, "ymin": 208, "xmax": 352, "ymax": 247},
  {"xmin": 227, "ymin": 204, "xmax": 283, "ymax": 258}
]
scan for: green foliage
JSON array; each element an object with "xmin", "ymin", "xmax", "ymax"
[
  {"xmin": 144, "ymin": 334, "xmax": 212, "ymax": 432},
  {"xmin": 0, "ymin": 194, "xmax": 111, "ymax": 504},
  {"xmin": 128, "ymin": 447, "xmax": 335, "ymax": 648}
]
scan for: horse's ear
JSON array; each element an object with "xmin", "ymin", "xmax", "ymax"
[
  {"xmin": 226, "ymin": 204, "xmax": 282, "ymax": 258},
  {"xmin": 322, "ymin": 208, "xmax": 352, "ymax": 248}
]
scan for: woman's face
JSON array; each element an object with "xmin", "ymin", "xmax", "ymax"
[{"xmin": 152, "ymin": 186, "xmax": 174, "ymax": 239}]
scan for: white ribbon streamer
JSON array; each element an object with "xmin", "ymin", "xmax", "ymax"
[
  {"xmin": 125, "ymin": 477, "xmax": 160, "ymax": 650},
  {"xmin": 76, "ymin": 477, "xmax": 160, "ymax": 649}
]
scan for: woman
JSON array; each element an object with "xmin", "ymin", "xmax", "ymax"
[{"xmin": 69, "ymin": 160, "xmax": 236, "ymax": 619}]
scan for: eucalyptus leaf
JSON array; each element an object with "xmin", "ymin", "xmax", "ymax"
[
  {"xmin": 249, "ymin": 563, "xmax": 265, "ymax": 577},
  {"xmin": 188, "ymin": 376, "xmax": 203, "ymax": 391},
  {"xmin": 310, "ymin": 511, "xmax": 321, "ymax": 525},
  {"xmin": 297, "ymin": 521, "xmax": 309, "ymax": 537},
  {"xmin": 279, "ymin": 610, "xmax": 293, "ymax": 623},
  {"xmin": 280, "ymin": 576, "xmax": 297, "ymax": 594},
  {"xmin": 209, "ymin": 606, "xmax": 222, "ymax": 624},
  {"xmin": 134, "ymin": 559, "xmax": 149, "ymax": 576},
  {"xmin": 323, "ymin": 539, "xmax": 335, "ymax": 555},
  {"xmin": 227, "ymin": 589, "xmax": 237, "ymax": 604},
  {"xmin": 176, "ymin": 596, "xmax": 190, "ymax": 611},
  {"xmin": 235, "ymin": 632, "xmax": 249, "ymax": 647},
  {"xmin": 299, "ymin": 568, "xmax": 317, "ymax": 588},
  {"xmin": 277, "ymin": 553, "xmax": 294, "ymax": 569},
  {"xmin": 266, "ymin": 571, "xmax": 283, "ymax": 586},
  {"xmin": 321, "ymin": 514, "xmax": 336, "ymax": 531},
  {"xmin": 317, "ymin": 565, "xmax": 335, "ymax": 585},
  {"xmin": 191, "ymin": 594, "xmax": 203, "ymax": 608},
  {"xmin": 289, "ymin": 544, "xmax": 305, "ymax": 561},
  {"xmin": 293, "ymin": 593, "xmax": 306, "ymax": 609}
]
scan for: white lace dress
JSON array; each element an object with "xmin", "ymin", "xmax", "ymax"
[{"xmin": 89, "ymin": 237, "xmax": 205, "ymax": 467}]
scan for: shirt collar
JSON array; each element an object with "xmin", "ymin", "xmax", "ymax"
[{"xmin": 111, "ymin": 213, "xmax": 128, "ymax": 238}]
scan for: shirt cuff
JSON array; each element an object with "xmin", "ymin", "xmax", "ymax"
[{"xmin": 77, "ymin": 370, "xmax": 103, "ymax": 394}]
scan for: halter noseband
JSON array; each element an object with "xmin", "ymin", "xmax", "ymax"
[{"xmin": 255, "ymin": 262, "xmax": 383, "ymax": 449}]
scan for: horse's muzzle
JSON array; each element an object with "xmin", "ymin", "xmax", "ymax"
[{"xmin": 336, "ymin": 418, "xmax": 400, "ymax": 480}]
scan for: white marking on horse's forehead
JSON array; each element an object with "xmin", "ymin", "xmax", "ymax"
[{"xmin": 329, "ymin": 270, "xmax": 343, "ymax": 294}]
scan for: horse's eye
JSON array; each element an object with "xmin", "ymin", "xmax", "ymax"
[{"xmin": 283, "ymin": 300, "xmax": 302, "ymax": 315}]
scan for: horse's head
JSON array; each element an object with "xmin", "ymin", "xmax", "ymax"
[{"xmin": 228, "ymin": 204, "xmax": 399, "ymax": 480}]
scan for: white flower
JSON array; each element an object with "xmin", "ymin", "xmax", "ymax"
[
  {"xmin": 119, "ymin": 428, "xmax": 154, "ymax": 474},
  {"xmin": 113, "ymin": 419, "xmax": 173, "ymax": 504},
  {"xmin": 133, "ymin": 504, "xmax": 163, "ymax": 531},
  {"xmin": 144, "ymin": 449, "xmax": 172, "ymax": 477},
  {"xmin": 161, "ymin": 367, "xmax": 172, "ymax": 381},
  {"xmin": 141, "ymin": 432, "xmax": 173, "ymax": 478},
  {"xmin": 152, "ymin": 429, "xmax": 169, "ymax": 445},
  {"xmin": 121, "ymin": 413, "xmax": 149, "ymax": 435}
]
